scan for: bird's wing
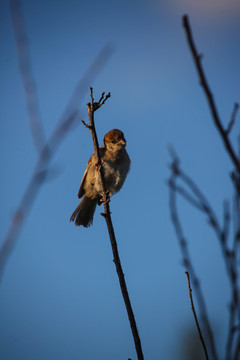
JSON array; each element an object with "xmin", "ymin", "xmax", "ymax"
[
  {"xmin": 77, "ymin": 166, "xmax": 88, "ymax": 198},
  {"xmin": 78, "ymin": 147, "xmax": 105, "ymax": 199},
  {"xmin": 78, "ymin": 155, "xmax": 93, "ymax": 198}
]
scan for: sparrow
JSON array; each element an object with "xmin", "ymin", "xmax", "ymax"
[{"xmin": 70, "ymin": 129, "xmax": 131, "ymax": 227}]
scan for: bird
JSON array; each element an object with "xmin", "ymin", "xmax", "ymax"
[{"xmin": 70, "ymin": 129, "xmax": 131, "ymax": 227}]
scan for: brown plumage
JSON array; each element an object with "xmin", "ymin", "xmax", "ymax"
[{"xmin": 70, "ymin": 129, "xmax": 131, "ymax": 227}]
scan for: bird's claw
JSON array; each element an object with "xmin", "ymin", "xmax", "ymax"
[
  {"xmin": 95, "ymin": 159, "xmax": 104, "ymax": 170},
  {"xmin": 98, "ymin": 192, "xmax": 110, "ymax": 206}
]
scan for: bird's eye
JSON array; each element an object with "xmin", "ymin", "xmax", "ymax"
[{"xmin": 111, "ymin": 140, "xmax": 116, "ymax": 144}]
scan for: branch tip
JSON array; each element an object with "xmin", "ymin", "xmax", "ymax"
[
  {"xmin": 81, "ymin": 120, "xmax": 91, "ymax": 129},
  {"xmin": 89, "ymin": 86, "xmax": 94, "ymax": 104},
  {"xmin": 226, "ymin": 102, "xmax": 239, "ymax": 136}
]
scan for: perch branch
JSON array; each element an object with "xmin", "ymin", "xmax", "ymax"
[
  {"xmin": 84, "ymin": 87, "xmax": 144, "ymax": 360},
  {"xmin": 0, "ymin": 37, "xmax": 113, "ymax": 280}
]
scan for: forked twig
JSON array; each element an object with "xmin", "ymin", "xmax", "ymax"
[
  {"xmin": 185, "ymin": 271, "xmax": 210, "ymax": 360},
  {"xmin": 169, "ymin": 157, "xmax": 218, "ymax": 360},
  {"xmin": 83, "ymin": 87, "xmax": 144, "ymax": 360},
  {"xmin": 183, "ymin": 15, "xmax": 240, "ymax": 359}
]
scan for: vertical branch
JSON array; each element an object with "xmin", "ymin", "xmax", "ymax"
[
  {"xmin": 182, "ymin": 15, "xmax": 240, "ymax": 174},
  {"xmin": 182, "ymin": 15, "xmax": 240, "ymax": 359},
  {"xmin": 185, "ymin": 271, "xmax": 210, "ymax": 360},
  {"xmin": 84, "ymin": 88, "xmax": 144, "ymax": 360},
  {"xmin": 169, "ymin": 155, "xmax": 218, "ymax": 360},
  {"xmin": 9, "ymin": 0, "xmax": 46, "ymax": 153}
]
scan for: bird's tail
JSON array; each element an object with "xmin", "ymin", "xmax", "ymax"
[{"xmin": 70, "ymin": 196, "xmax": 98, "ymax": 227}]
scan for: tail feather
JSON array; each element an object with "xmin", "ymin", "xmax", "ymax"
[{"xmin": 70, "ymin": 196, "xmax": 97, "ymax": 227}]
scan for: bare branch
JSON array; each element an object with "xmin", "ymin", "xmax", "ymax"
[
  {"xmin": 169, "ymin": 180, "xmax": 207, "ymax": 212},
  {"xmin": 223, "ymin": 201, "xmax": 231, "ymax": 244},
  {"xmin": 169, "ymin": 162, "xmax": 218, "ymax": 360},
  {"xmin": 182, "ymin": 15, "xmax": 240, "ymax": 173},
  {"xmin": 83, "ymin": 87, "xmax": 144, "ymax": 360},
  {"xmin": 169, "ymin": 149, "xmax": 222, "ymax": 237},
  {"xmin": 169, "ymin": 148, "xmax": 240, "ymax": 359},
  {"xmin": 99, "ymin": 91, "xmax": 111, "ymax": 106},
  {"xmin": 179, "ymin": 15, "xmax": 240, "ymax": 360},
  {"xmin": 185, "ymin": 271, "xmax": 210, "ymax": 360},
  {"xmin": 81, "ymin": 120, "xmax": 92, "ymax": 130},
  {"xmin": 234, "ymin": 336, "xmax": 240, "ymax": 360}
]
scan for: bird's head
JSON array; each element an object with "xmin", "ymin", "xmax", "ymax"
[{"xmin": 103, "ymin": 129, "xmax": 127, "ymax": 154}]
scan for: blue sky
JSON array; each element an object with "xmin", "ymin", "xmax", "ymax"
[{"xmin": 1, "ymin": 0, "xmax": 240, "ymax": 359}]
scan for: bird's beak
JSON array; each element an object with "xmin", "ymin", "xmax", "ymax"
[{"xmin": 118, "ymin": 139, "xmax": 126, "ymax": 146}]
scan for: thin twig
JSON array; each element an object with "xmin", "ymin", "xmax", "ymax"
[
  {"xmin": 185, "ymin": 271, "xmax": 210, "ymax": 360},
  {"xmin": 182, "ymin": 15, "xmax": 240, "ymax": 173},
  {"xmin": 84, "ymin": 87, "xmax": 144, "ymax": 360},
  {"xmin": 181, "ymin": 14, "xmax": 240, "ymax": 360},
  {"xmin": 169, "ymin": 156, "xmax": 218, "ymax": 360},
  {"xmin": 169, "ymin": 151, "xmax": 240, "ymax": 359},
  {"xmin": 234, "ymin": 336, "xmax": 240, "ymax": 360},
  {"xmin": 223, "ymin": 201, "xmax": 231, "ymax": 245},
  {"xmin": 170, "ymin": 149, "xmax": 240, "ymax": 319},
  {"xmin": 226, "ymin": 103, "xmax": 239, "ymax": 136},
  {"xmin": 179, "ymin": 169, "xmax": 221, "ymax": 237},
  {"xmin": 9, "ymin": 0, "xmax": 46, "ymax": 153},
  {"xmin": 169, "ymin": 180, "xmax": 207, "ymax": 212}
]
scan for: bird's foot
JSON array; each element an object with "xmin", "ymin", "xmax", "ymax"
[
  {"xmin": 95, "ymin": 159, "xmax": 104, "ymax": 171},
  {"xmin": 98, "ymin": 192, "xmax": 110, "ymax": 205}
]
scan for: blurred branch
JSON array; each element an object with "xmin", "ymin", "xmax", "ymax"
[
  {"xmin": 84, "ymin": 87, "xmax": 144, "ymax": 360},
  {"xmin": 182, "ymin": 15, "xmax": 240, "ymax": 359},
  {"xmin": 185, "ymin": 271, "xmax": 209, "ymax": 360},
  {"xmin": 9, "ymin": 0, "xmax": 46, "ymax": 153},
  {"xmin": 1, "ymin": 10, "xmax": 114, "ymax": 280},
  {"xmin": 0, "ymin": 110, "xmax": 78, "ymax": 280},
  {"xmin": 169, "ymin": 148, "xmax": 240, "ymax": 359},
  {"xmin": 182, "ymin": 15, "xmax": 240, "ymax": 174},
  {"xmin": 168, "ymin": 152, "xmax": 218, "ymax": 360},
  {"xmin": 226, "ymin": 103, "xmax": 239, "ymax": 136}
]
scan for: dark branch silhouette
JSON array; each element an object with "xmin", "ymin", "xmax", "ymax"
[
  {"xmin": 182, "ymin": 15, "xmax": 240, "ymax": 174},
  {"xmin": 185, "ymin": 271, "xmax": 209, "ymax": 360},
  {"xmin": 83, "ymin": 87, "xmax": 144, "ymax": 360},
  {"xmin": 169, "ymin": 151, "xmax": 218, "ymax": 360},
  {"xmin": 226, "ymin": 103, "xmax": 239, "ymax": 136},
  {"xmin": 183, "ymin": 15, "xmax": 240, "ymax": 360},
  {"xmin": 168, "ymin": 14, "xmax": 240, "ymax": 360}
]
